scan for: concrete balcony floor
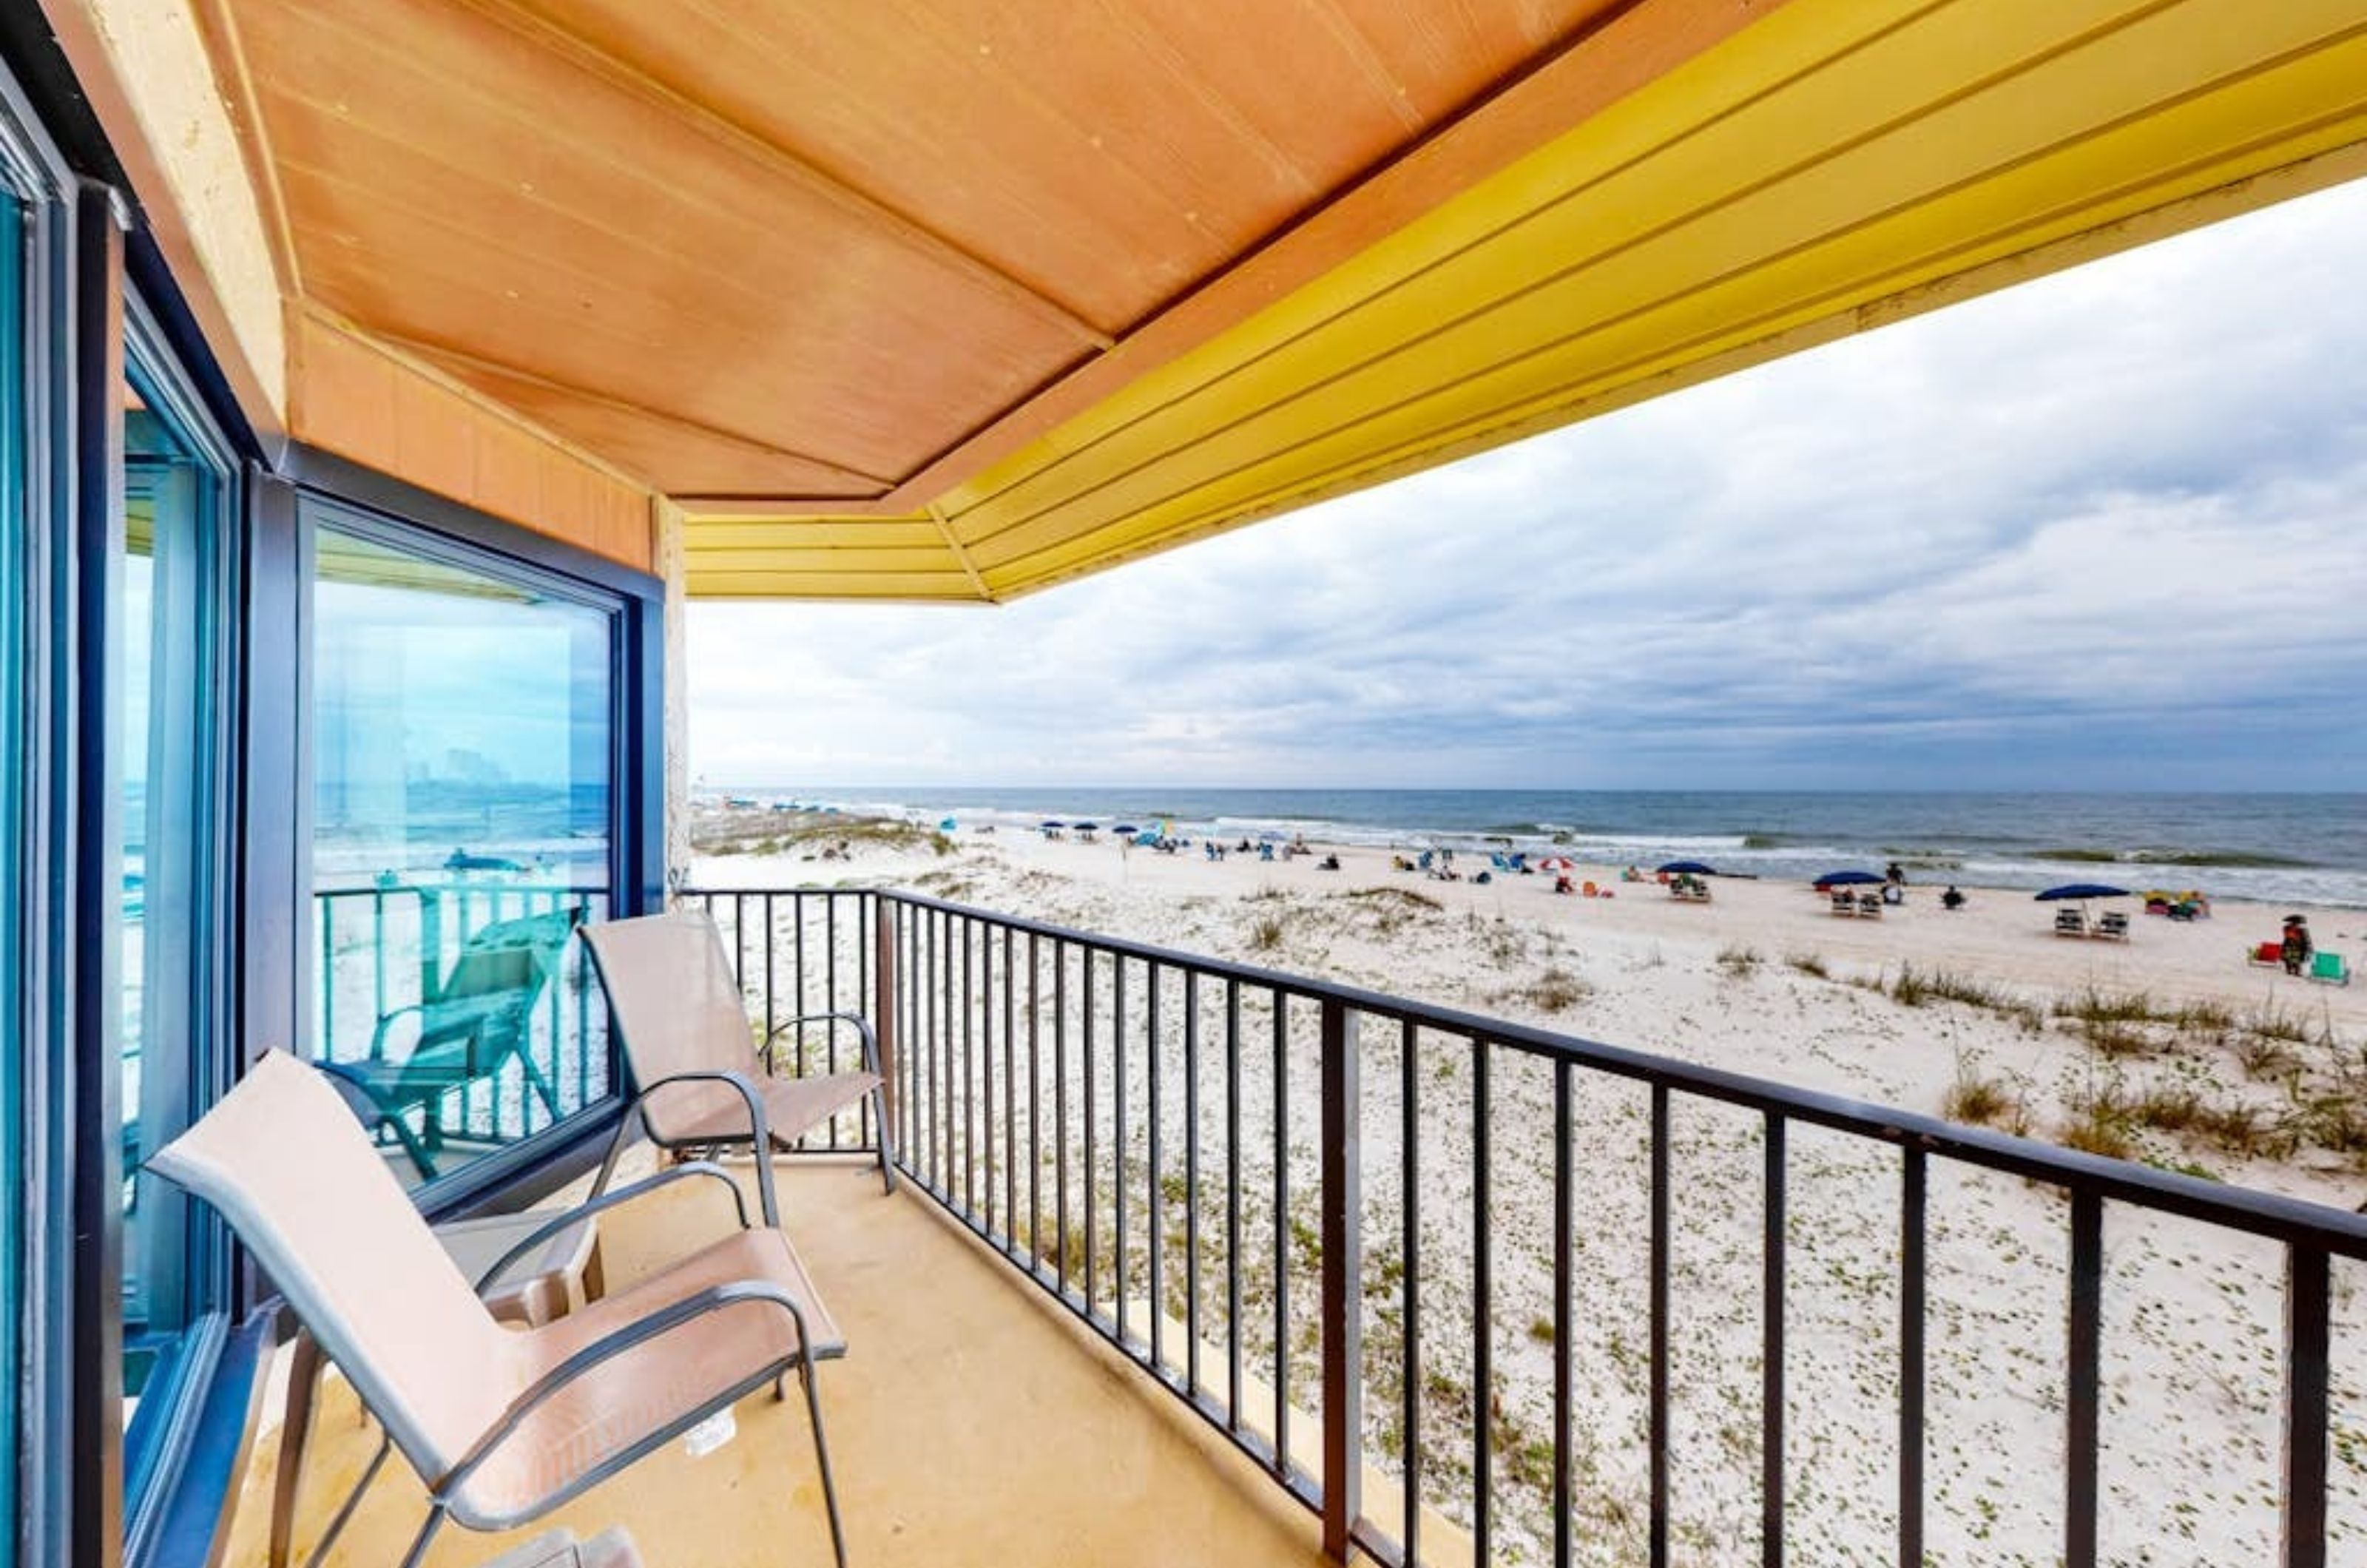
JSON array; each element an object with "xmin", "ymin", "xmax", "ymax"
[{"xmin": 220, "ymin": 1155, "xmax": 1328, "ymax": 1568}]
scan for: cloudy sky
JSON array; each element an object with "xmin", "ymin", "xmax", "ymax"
[{"xmin": 690, "ymin": 180, "xmax": 2367, "ymax": 794}]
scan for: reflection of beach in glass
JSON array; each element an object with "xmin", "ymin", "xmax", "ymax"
[
  {"xmin": 312, "ymin": 879, "xmax": 611, "ymax": 1183},
  {"xmin": 309, "ymin": 523, "xmax": 615, "ymax": 1185}
]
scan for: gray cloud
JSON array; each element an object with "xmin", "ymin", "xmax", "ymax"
[{"xmin": 690, "ymin": 180, "xmax": 2367, "ymax": 791}]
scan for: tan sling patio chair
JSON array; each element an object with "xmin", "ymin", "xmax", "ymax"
[
  {"xmin": 148, "ymin": 1050, "xmax": 851, "ymax": 1568},
  {"xmin": 580, "ymin": 912, "xmax": 894, "ymax": 1215}
]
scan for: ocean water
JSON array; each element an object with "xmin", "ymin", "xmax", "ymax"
[{"xmin": 745, "ymin": 788, "xmax": 2367, "ymax": 910}]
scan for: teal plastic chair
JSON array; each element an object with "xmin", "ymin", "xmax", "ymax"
[
  {"xmin": 323, "ymin": 908, "xmax": 583, "ymax": 1177},
  {"xmin": 2310, "ymin": 950, "xmax": 2350, "ymax": 987}
]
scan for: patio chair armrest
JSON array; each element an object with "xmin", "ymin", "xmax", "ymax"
[
  {"xmin": 759, "ymin": 1010, "xmax": 882, "ymax": 1079},
  {"xmin": 624, "ymin": 1068, "xmax": 775, "ymax": 1154},
  {"xmin": 470, "ymin": 1162, "xmax": 751, "ymax": 1297},
  {"xmin": 438, "ymin": 1279, "xmax": 820, "ymax": 1527},
  {"xmin": 367, "ymin": 1003, "xmax": 428, "ymax": 1061},
  {"xmin": 594, "ymin": 1069, "xmax": 780, "ymax": 1229}
]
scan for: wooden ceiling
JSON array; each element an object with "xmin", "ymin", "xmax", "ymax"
[{"xmin": 195, "ymin": 0, "xmax": 2367, "ymax": 600}]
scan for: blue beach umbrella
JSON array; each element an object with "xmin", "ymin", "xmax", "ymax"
[
  {"xmin": 2035, "ymin": 883, "xmax": 2131, "ymax": 902},
  {"xmin": 1039, "ymin": 820, "xmax": 1066, "ymax": 830},
  {"xmin": 1658, "ymin": 859, "xmax": 1718, "ymax": 876},
  {"xmin": 1112, "ymin": 824, "xmax": 1139, "ymax": 837},
  {"xmin": 1072, "ymin": 822, "xmax": 1100, "ymax": 832},
  {"xmin": 1815, "ymin": 870, "xmax": 1883, "ymax": 888}
]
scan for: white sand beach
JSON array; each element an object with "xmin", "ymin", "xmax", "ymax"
[{"xmin": 694, "ymin": 810, "xmax": 2367, "ymax": 1566}]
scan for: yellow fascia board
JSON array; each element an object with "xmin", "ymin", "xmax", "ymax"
[
  {"xmin": 681, "ymin": 509, "xmax": 992, "ymax": 601},
  {"xmin": 686, "ymin": 519, "xmax": 950, "ymax": 552},
  {"xmin": 681, "ymin": 572, "xmax": 989, "ymax": 602},
  {"xmin": 931, "ymin": 0, "xmax": 2367, "ymax": 598}
]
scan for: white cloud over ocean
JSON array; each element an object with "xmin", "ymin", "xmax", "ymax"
[{"xmin": 689, "ymin": 180, "xmax": 2367, "ymax": 791}]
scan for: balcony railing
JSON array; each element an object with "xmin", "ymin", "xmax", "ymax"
[{"xmin": 681, "ymin": 885, "xmax": 2367, "ymax": 1567}]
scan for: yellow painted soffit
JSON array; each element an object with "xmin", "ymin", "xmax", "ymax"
[
  {"xmin": 919, "ymin": 0, "xmax": 2367, "ymax": 601},
  {"xmin": 682, "ymin": 513, "xmax": 992, "ymax": 604}
]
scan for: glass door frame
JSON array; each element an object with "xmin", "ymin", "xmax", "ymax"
[
  {"xmin": 0, "ymin": 46, "xmax": 76, "ymax": 1568},
  {"xmin": 114, "ymin": 291, "xmax": 243, "ymax": 1565}
]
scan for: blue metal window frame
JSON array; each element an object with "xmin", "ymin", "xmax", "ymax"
[
  {"xmin": 115, "ymin": 291, "xmax": 243, "ymax": 1567},
  {"xmin": 0, "ymin": 38, "xmax": 107, "ymax": 1568},
  {"xmin": 288, "ymin": 451, "xmax": 666, "ymax": 1222},
  {"xmin": 0, "ymin": 91, "xmax": 40, "ymax": 1568}
]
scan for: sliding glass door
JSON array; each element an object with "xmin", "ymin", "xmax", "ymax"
[
  {"xmin": 308, "ymin": 511, "xmax": 615, "ymax": 1192},
  {"xmin": 115, "ymin": 342, "xmax": 237, "ymax": 1543}
]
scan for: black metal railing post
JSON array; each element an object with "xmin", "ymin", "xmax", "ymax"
[
  {"xmin": 2285, "ymin": 1243, "xmax": 2330, "ymax": 1568},
  {"xmin": 1320, "ymin": 997, "xmax": 1362, "ymax": 1561},
  {"xmin": 874, "ymin": 896, "xmax": 897, "ymax": 1140}
]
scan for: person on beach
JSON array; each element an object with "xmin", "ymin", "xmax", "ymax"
[
  {"xmin": 1941, "ymin": 885, "xmax": 1966, "ymax": 910},
  {"xmin": 2282, "ymin": 916, "xmax": 2313, "ymax": 976},
  {"xmin": 1885, "ymin": 861, "xmax": 1906, "ymax": 887}
]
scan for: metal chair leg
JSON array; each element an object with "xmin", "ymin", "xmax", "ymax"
[
  {"xmin": 870, "ymin": 1084, "xmax": 897, "ymax": 1195},
  {"xmin": 798, "ymin": 1360, "xmax": 849, "ymax": 1568},
  {"xmin": 396, "ymin": 1503, "xmax": 448, "ymax": 1568},
  {"xmin": 303, "ymin": 1431, "xmax": 392, "ymax": 1568}
]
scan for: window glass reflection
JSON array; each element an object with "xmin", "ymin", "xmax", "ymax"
[
  {"xmin": 310, "ymin": 524, "xmax": 612, "ymax": 1187},
  {"xmin": 119, "ymin": 369, "xmax": 225, "ymax": 1503}
]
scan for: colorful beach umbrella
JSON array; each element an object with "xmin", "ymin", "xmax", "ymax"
[
  {"xmin": 1658, "ymin": 859, "xmax": 1717, "ymax": 876},
  {"xmin": 2035, "ymin": 883, "xmax": 2130, "ymax": 901},
  {"xmin": 1535, "ymin": 856, "xmax": 1575, "ymax": 871}
]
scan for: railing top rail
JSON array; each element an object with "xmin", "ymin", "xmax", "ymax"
[
  {"xmin": 318, "ymin": 882, "xmax": 611, "ymax": 896},
  {"xmin": 678, "ymin": 884, "xmax": 2367, "ymax": 1257}
]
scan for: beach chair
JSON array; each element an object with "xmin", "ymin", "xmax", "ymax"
[
  {"xmin": 1856, "ymin": 892, "xmax": 1883, "ymax": 918},
  {"xmin": 322, "ymin": 908, "xmax": 581, "ymax": 1180},
  {"xmin": 2053, "ymin": 908, "xmax": 2089, "ymax": 938},
  {"xmin": 1829, "ymin": 891, "xmax": 1856, "ymax": 916},
  {"xmin": 2310, "ymin": 951, "xmax": 2351, "ymax": 987},
  {"xmin": 581, "ymin": 911, "xmax": 894, "ymax": 1207},
  {"xmin": 149, "ymin": 1051, "xmax": 852, "ymax": 1568},
  {"xmin": 2249, "ymin": 941, "xmax": 2283, "ymax": 967},
  {"xmin": 2094, "ymin": 910, "xmax": 2130, "ymax": 941}
]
